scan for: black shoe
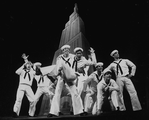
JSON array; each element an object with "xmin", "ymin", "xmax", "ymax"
[
  {"xmin": 47, "ymin": 113, "xmax": 57, "ymax": 117},
  {"xmin": 79, "ymin": 112, "xmax": 88, "ymax": 116},
  {"xmin": 116, "ymin": 107, "xmax": 120, "ymax": 111},
  {"xmin": 114, "ymin": 107, "xmax": 120, "ymax": 113},
  {"xmin": 70, "ymin": 111, "xmax": 73, "ymax": 115},
  {"xmin": 34, "ymin": 114, "xmax": 38, "ymax": 117},
  {"xmin": 12, "ymin": 112, "xmax": 18, "ymax": 118},
  {"xmin": 83, "ymin": 112, "xmax": 88, "ymax": 116},
  {"xmin": 59, "ymin": 112, "xmax": 64, "ymax": 116}
]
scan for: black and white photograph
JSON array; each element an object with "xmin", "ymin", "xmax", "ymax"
[{"xmin": 0, "ymin": 0, "xmax": 149, "ymax": 120}]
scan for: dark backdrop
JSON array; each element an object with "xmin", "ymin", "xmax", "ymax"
[{"xmin": 0, "ymin": 0, "xmax": 149, "ymax": 117}]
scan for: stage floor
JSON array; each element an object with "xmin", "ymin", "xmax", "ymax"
[{"xmin": 1, "ymin": 110, "xmax": 148, "ymax": 120}]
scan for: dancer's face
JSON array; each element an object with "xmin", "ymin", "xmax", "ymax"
[
  {"xmin": 26, "ymin": 62, "xmax": 31, "ymax": 70},
  {"xmin": 76, "ymin": 50, "xmax": 83, "ymax": 59},
  {"xmin": 113, "ymin": 52, "xmax": 119, "ymax": 60},
  {"xmin": 96, "ymin": 65, "xmax": 103, "ymax": 72},
  {"xmin": 36, "ymin": 65, "xmax": 40, "ymax": 70},
  {"xmin": 62, "ymin": 48, "xmax": 70, "ymax": 57},
  {"xmin": 104, "ymin": 72, "xmax": 111, "ymax": 84}
]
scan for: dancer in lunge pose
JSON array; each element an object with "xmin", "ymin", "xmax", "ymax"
[{"xmin": 47, "ymin": 45, "xmax": 84, "ymax": 117}]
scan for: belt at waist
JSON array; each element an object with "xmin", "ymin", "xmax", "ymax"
[
  {"xmin": 20, "ymin": 83, "xmax": 31, "ymax": 86},
  {"xmin": 117, "ymin": 73, "xmax": 129, "ymax": 77}
]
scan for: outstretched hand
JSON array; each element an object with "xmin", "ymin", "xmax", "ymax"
[
  {"xmin": 89, "ymin": 47, "xmax": 95, "ymax": 53},
  {"xmin": 126, "ymin": 74, "xmax": 133, "ymax": 79},
  {"xmin": 22, "ymin": 53, "xmax": 29, "ymax": 59}
]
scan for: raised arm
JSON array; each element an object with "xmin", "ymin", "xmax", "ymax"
[
  {"xmin": 88, "ymin": 47, "xmax": 97, "ymax": 64},
  {"xmin": 22, "ymin": 53, "xmax": 29, "ymax": 63},
  {"xmin": 16, "ymin": 53, "xmax": 31, "ymax": 75}
]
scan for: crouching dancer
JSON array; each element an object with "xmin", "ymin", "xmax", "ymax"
[{"xmin": 96, "ymin": 69, "xmax": 119, "ymax": 115}]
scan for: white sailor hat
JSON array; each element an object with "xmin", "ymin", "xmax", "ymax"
[
  {"xmin": 103, "ymin": 69, "xmax": 112, "ymax": 75},
  {"xmin": 33, "ymin": 62, "xmax": 42, "ymax": 69},
  {"xmin": 110, "ymin": 50, "xmax": 118, "ymax": 57},
  {"xmin": 74, "ymin": 47, "xmax": 83, "ymax": 53},
  {"xmin": 61, "ymin": 45, "xmax": 70, "ymax": 51},
  {"xmin": 95, "ymin": 62, "xmax": 104, "ymax": 68}
]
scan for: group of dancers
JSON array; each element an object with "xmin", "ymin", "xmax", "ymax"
[{"xmin": 13, "ymin": 44, "xmax": 142, "ymax": 117}]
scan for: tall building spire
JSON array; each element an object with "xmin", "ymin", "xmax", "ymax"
[
  {"xmin": 52, "ymin": 3, "xmax": 88, "ymax": 65},
  {"xmin": 74, "ymin": 3, "xmax": 78, "ymax": 13}
]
